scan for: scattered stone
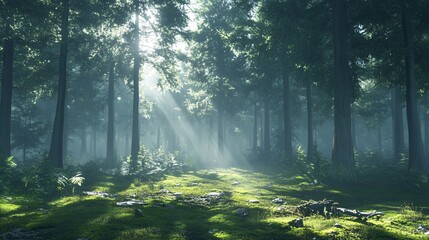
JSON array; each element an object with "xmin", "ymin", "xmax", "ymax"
[
  {"xmin": 425, "ymin": 231, "xmax": 429, "ymax": 235},
  {"xmin": 173, "ymin": 192, "xmax": 183, "ymax": 196},
  {"xmin": 204, "ymin": 192, "xmax": 223, "ymax": 198},
  {"xmin": 232, "ymin": 181, "xmax": 241, "ymax": 185},
  {"xmin": 134, "ymin": 208, "xmax": 143, "ymax": 217},
  {"xmin": 175, "ymin": 183, "xmax": 182, "ymax": 186},
  {"xmin": 248, "ymin": 199, "xmax": 260, "ymax": 203},
  {"xmin": 208, "ymin": 171, "xmax": 217, "ymax": 175},
  {"xmin": 116, "ymin": 200, "xmax": 146, "ymax": 206},
  {"xmin": 417, "ymin": 224, "xmax": 429, "ymax": 233},
  {"xmin": 208, "ymin": 229, "xmax": 219, "ymax": 234},
  {"xmin": 289, "ymin": 218, "xmax": 304, "ymax": 228},
  {"xmin": 272, "ymin": 198, "xmax": 284, "ymax": 204},
  {"xmin": 127, "ymin": 193, "xmax": 137, "ymax": 198},
  {"xmin": 160, "ymin": 189, "xmax": 169, "ymax": 194},
  {"xmin": 190, "ymin": 182, "xmax": 199, "ymax": 186},
  {"xmin": 334, "ymin": 223, "xmax": 343, "ymax": 228},
  {"xmin": 236, "ymin": 208, "xmax": 248, "ymax": 217},
  {"xmin": 82, "ymin": 191, "xmax": 117, "ymax": 198},
  {"xmin": 5, "ymin": 196, "xmax": 12, "ymax": 201}
]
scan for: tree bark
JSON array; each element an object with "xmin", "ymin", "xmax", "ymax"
[
  {"xmin": 263, "ymin": 95, "xmax": 270, "ymax": 153},
  {"xmin": 425, "ymin": 93, "xmax": 429, "ymax": 157},
  {"xmin": 106, "ymin": 60, "xmax": 115, "ymax": 168},
  {"xmin": 377, "ymin": 123, "xmax": 382, "ymax": 158},
  {"xmin": 401, "ymin": 1, "xmax": 426, "ymax": 172},
  {"xmin": 49, "ymin": 0, "xmax": 69, "ymax": 168},
  {"xmin": 331, "ymin": 0, "xmax": 356, "ymax": 180},
  {"xmin": 0, "ymin": 38, "xmax": 13, "ymax": 160},
  {"xmin": 80, "ymin": 127, "xmax": 87, "ymax": 156},
  {"xmin": 253, "ymin": 103, "xmax": 258, "ymax": 151},
  {"xmin": 282, "ymin": 65, "xmax": 293, "ymax": 159},
  {"xmin": 218, "ymin": 105, "xmax": 224, "ymax": 154},
  {"xmin": 306, "ymin": 78, "xmax": 314, "ymax": 163},
  {"xmin": 391, "ymin": 86, "xmax": 404, "ymax": 162},
  {"xmin": 130, "ymin": 0, "xmax": 141, "ymax": 172}
]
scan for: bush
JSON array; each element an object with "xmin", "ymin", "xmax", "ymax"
[{"xmin": 123, "ymin": 146, "xmax": 187, "ymax": 179}]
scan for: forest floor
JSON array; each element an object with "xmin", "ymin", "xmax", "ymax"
[{"xmin": 1, "ymin": 168, "xmax": 429, "ymax": 240}]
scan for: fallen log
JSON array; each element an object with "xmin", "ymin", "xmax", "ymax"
[
  {"xmin": 296, "ymin": 199, "xmax": 384, "ymax": 220},
  {"xmin": 336, "ymin": 207, "xmax": 384, "ymax": 221}
]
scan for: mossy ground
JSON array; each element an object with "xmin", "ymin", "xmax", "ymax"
[{"xmin": 1, "ymin": 168, "xmax": 429, "ymax": 239}]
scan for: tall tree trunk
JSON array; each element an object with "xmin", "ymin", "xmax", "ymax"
[
  {"xmin": 218, "ymin": 106, "xmax": 224, "ymax": 155},
  {"xmin": 282, "ymin": 65, "xmax": 293, "ymax": 159},
  {"xmin": 0, "ymin": 38, "xmax": 13, "ymax": 160},
  {"xmin": 377, "ymin": 123, "xmax": 382, "ymax": 158},
  {"xmin": 332, "ymin": 0, "xmax": 356, "ymax": 180},
  {"xmin": 425, "ymin": 93, "xmax": 429, "ymax": 157},
  {"xmin": 92, "ymin": 126, "xmax": 97, "ymax": 158},
  {"xmin": 157, "ymin": 125, "xmax": 161, "ymax": 148},
  {"xmin": 80, "ymin": 127, "xmax": 87, "ymax": 156},
  {"xmin": 130, "ymin": 0, "xmax": 141, "ymax": 171},
  {"xmin": 263, "ymin": 95, "xmax": 270, "ymax": 153},
  {"xmin": 306, "ymin": 78, "xmax": 314, "ymax": 162},
  {"xmin": 391, "ymin": 86, "xmax": 404, "ymax": 162},
  {"xmin": 106, "ymin": 60, "xmax": 115, "ymax": 168},
  {"xmin": 253, "ymin": 103, "xmax": 258, "ymax": 151},
  {"xmin": 49, "ymin": 0, "xmax": 69, "ymax": 168},
  {"xmin": 401, "ymin": 1, "xmax": 426, "ymax": 172}
]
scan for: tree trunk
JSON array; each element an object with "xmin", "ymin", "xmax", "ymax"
[
  {"xmin": 425, "ymin": 93, "xmax": 429, "ymax": 157},
  {"xmin": 331, "ymin": 0, "xmax": 356, "ymax": 180},
  {"xmin": 263, "ymin": 95, "xmax": 270, "ymax": 153},
  {"xmin": 282, "ymin": 64, "xmax": 293, "ymax": 159},
  {"xmin": 0, "ymin": 38, "xmax": 13, "ymax": 160},
  {"xmin": 391, "ymin": 86, "xmax": 404, "ymax": 162},
  {"xmin": 157, "ymin": 125, "xmax": 161, "ymax": 148},
  {"xmin": 377, "ymin": 123, "xmax": 382, "ymax": 158},
  {"xmin": 218, "ymin": 106, "xmax": 224, "ymax": 155},
  {"xmin": 80, "ymin": 127, "xmax": 87, "ymax": 156},
  {"xmin": 106, "ymin": 60, "xmax": 115, "ymax": 168},
  {"xmin": 49, "ymin": 0, "xmax": 69, "ymax": 168},
  {"xmin": 130, "ymin": 0, "xmax": 141, "ymax": 172},
  {"xmin": 401, "ymin": 1, "xmax": 426, "ymax": 172},
  {"xmin": 92, "ymin": 126, "xmax": 97, "ymax": 158},
  {"xmin": 306, "ymin": 78, "xmax": 314, "ymax": 162},
  {"xmin": 253, "ymin": 103, "xmax": 258, "ymax": 151}
]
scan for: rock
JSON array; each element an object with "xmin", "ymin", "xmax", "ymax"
[
  {"xmin": 160, "ymin": 189, "xmax": 169, "ymax": 194},
  {"xmin": 289, "ymin": 218, "xmax": 304, "ymax": 228},
  {"xmin": 204, "ymin": 192, "xmax": 222, "ymax": 198},
  {"xmin": 173, "ymin": 192, "xmax": 183, "ymax": 196},
  {"xmin": 248, "ymin": 199, "xmax": 260, "ymax": 203},
  {"xmin": 417, "ymin": 224, "xmax": 428, "ymax": 232},
  {"xmin": 1, "ymin": 228, "xmax": 52, "ymax": 240},
  {"xmin": 271, "ymin": 198, "xmax": 284, "ymax": 204},
  {"xmin": 116, "ymin": 200, "xmax": 146, "ymax": 206},
  {"xmin": 334, "ymin": 223, "xmax": 342, "ymax": 228},
  {"xmin": 191, "ymin": 182, "xmax": 199, "ymax": 186},
  {"xmin": 83, "ymin": 191, "xmax": 116, "ymax": 198},
  {"xmin": 236, "ymin": 208, "xmax": 248, "ymax": 217},
  {"xmin": 208, "ymin": 229, "xmax": 218, "ymax": 234},
  {"xmin": 232, "ymin": 181, "xmax": 241, "ymax": 185},
  {"xmin": 208, "ymin": 171, "xmax": 217, "ymax": 175},
  {"xmin": 425, "ymin": 231, "xmax": 429, "ymax": 235}
]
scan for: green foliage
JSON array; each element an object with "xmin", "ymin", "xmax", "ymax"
[
  {"xmin": 20, "ymin": 158, "xmax": 85, "ymax": 198},
  {"xmin": 0, "ymin": 156, "xmax": 17, "ymax": 193},
  {"xmin": 124, "ymin": 146, "xmax": 187, "ymax": 179}
]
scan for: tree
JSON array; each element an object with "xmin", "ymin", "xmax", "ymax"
[
  {"xmin": 49, "ymin": 0, "xmax": 69, "ymax": 168},
  {"xmin": 401, "ymin": 0, "xmax": 426, "ymax": 172},
  {"xmin": 331, "ymin": 0, "xmax": 356, "ymax": 180}
]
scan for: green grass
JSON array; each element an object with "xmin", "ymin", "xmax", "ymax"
[{"xmin": 1, "ymin": 168, "xmax": 429, "ymax": 239}]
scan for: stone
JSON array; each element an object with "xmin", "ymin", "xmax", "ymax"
[
  {"xmin": 160, "ymin": 189, "xmax": 169, "ymax": 194},
  {"xmin": 191, "ymin": 182, "xmax": 199, "ymax": 186},
  {"xmin": 248, "ymin": 199, "xmax": 260, "ymax": 203},
  {"xmin": 116, "ymin": 200, "xmax": 146, "ymax": 206},
  {"xmin": 236, "ymin": 208, "xmax": 248, "ymax": 217},
  {"xmin": 83, "ymin": 191, "xmax": 116, "ymax": 198},
  {"xmin": 271, "ymin": 198, "xmax": 284, "ymax": 204},
  {"xmin": 232, "ymin": 181, "xmax": 241, "ymax": 185},
  {"xmin": 173, "ymin": 192, "xmax": 183, "ymax": 196},
  {"xmin": 334, "ymin": 223, "xmax": 342, "ymax": 228},
  {"xmin": 289, "ymin": 218, "xmax": 304, "ymax": 228},
  {"xmin": 204, "ymin": 192, "xmax": 222, "ymax": 198}
]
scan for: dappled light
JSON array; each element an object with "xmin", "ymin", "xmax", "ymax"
[{"xmin": 1, "ymin": 0, "xmax": 429, "ymax": 239}]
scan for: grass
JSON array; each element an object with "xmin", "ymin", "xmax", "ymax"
[{"xmin": 1, "ymin": 168, "xmax": 429, "ymax": 239}]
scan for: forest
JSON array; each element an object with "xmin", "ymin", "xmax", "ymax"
[{"xmin": 1, "ymin": 0, "xmax": 429, "ymax": 239}]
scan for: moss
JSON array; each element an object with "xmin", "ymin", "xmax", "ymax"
[{"xmin": 1, "ymin": 168, "xmax": 428, "ymax": 239}]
